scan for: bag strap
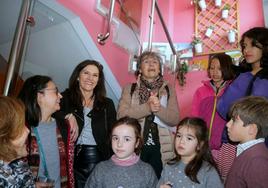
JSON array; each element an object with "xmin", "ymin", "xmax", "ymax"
[
  {"xmin": 130, "ymin": 83, "xmax": 137, "ymax": 98},
  {"xmin": 164, "ymin": 85, "xmax": 170, "ymax": 100},
  {"xmin": 33, "ymin": 127, "xmax": 50, "ymax": 179}
]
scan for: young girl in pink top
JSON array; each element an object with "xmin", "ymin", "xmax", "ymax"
[{"xmin": 191, "ymin": 53, "xmax": 234, "ymax": 150}]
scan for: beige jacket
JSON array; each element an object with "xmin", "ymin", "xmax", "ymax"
[{"xmin": 117, "ymin": 81, "xmax": 179, "ymax": 164}]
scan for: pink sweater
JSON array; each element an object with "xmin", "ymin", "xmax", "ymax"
[{"xmin": 191, "ymin": 80, "xmax": 230, "ymax": 150}]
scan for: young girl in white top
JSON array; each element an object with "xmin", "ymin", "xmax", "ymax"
[
  {"xmin": 85, "ymin": 116, "xmax": 157, "ymax": 188},
  {"xmin": 157, "ymin": 117, "xmax": 223, "ymax": 188}
]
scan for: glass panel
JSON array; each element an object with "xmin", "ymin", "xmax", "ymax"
[
  {"xmin": 99, "ymin": 0, "xmax": 142, "ymax": 33},
  {"xmin": 263, "ymin": 0, "xmax": 268, "ymax": 27},
  {"xmin": 0, "ymin": 0, "xmax": 23, "ymax": 94},
  {"xmin": 20, "ymin": 0, "xmax": 119, "ymax": 104},
  {"xmin": 21, "ymin": 0, "xmax": 81, "ymax": 90}
]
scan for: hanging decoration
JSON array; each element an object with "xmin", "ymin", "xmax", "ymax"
[{"xmin": 194, "ymin": 0, "xmax": 240, "ymax": 55}]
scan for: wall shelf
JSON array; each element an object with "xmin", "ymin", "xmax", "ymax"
[{"xmin": 194, "ymin": 0, "xmax": 240, "ymax": 56}]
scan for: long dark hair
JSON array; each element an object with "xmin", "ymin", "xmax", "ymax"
[
  {"xmin": 168, "ymin": 117, "xmax": 217, "ymax": 184},
  {"xmin": 18, "ymin": 75, "xmax": 52, "ymax": 127},
  {"xmin": 69, "ymin": 60, "xmax": 106, "ymax": 108},
  {"xmin": 208, "ymin": 53, "xmax": 234, "ymax": 81},
  {"xmin": 240, "ymin": 27, "xmax": 268, "ymax": 68}
]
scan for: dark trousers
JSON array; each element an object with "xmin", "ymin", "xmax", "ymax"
[
  {"xmin": 74, "ymin": 145, "xmax": 101, "ymax": 188},
  {"xmin": 140, "ymin": 145, "xmax": 163, "ymax": 179}
]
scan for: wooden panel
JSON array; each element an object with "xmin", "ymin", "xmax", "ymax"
[{"xmin": 195, "ymin": 0, "xmax": 240, "ymax": 55}]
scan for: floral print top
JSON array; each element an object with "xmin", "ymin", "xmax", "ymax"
[{"xmin": 0, "ymin": 158, "xmax": 35, "ymax": 187}]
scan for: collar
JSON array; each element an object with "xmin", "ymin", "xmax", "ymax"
[
  {"xmin": 111, "ymin": 154, "xmax": 139, "ymax": 166},
  {"xmin": 236, "ymin": 138, "xmax": 265, "ymax": 156}
]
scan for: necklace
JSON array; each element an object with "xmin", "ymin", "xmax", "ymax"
[{"xmin": 83, "ymin": 95, "xmax": 94, "ymax": 107}]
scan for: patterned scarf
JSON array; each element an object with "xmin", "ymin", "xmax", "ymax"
[{"xmin": 138, "ymin": 76, "xmax": 164, "ymax": 104}]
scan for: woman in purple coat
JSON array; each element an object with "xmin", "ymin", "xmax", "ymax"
[
  {"xmin": 215, "ymin": 27, "xmax": 268, "ymax": 181},
  {"xmin": 217, "ymin": 27, "xmax": 268, "ymax": 120}
]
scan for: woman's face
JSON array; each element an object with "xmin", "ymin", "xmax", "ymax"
[
  {"xmin": 11, "ymin": 126, "xmax": 29, "ymax": 158},
  {"xmin": 37, "ymin": 81, "xmax": 62, "ymax": 115},
  {"xmin": 78, "ymin": 65, "xmax": 99, "ymax": 93},
  {"xmin": 209, "ymin": 58, "xmax": 223, "ymax": 85},
  {"xmin": 242, "ymin": 37, "xmax": 263, "ymax": 65},
  {"xmin": 139, "ymin": 56, "xmax": 161, "ymax": 82}
]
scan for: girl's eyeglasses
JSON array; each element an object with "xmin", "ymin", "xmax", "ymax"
[{"xmin": 39, "ymin": 87, "xmax": 59, "ymax": 95}]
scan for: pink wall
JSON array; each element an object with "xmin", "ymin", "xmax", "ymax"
[
  {"xmin": 57, "ymin": 0, "xmax": 136, "ymax": 87},
  {"xmin": 179, "ymin": 0, "xmax": 264, "ymax": 118},
  {"xmin": 58, "ymin": 0, "xmax": 264, "ymax": 118},
  {"xmin": 150, "ymin": 0, "xmax": 265, "ymax": 43},
  {"xmin": 100, "ymin": 0, "xmax": 143, "ymax": 30},
  {"xmin": 139, "ymin": 0, "xmax": 264, "ymax": 118},
  {"xmin": 239, "ymin": 0, "xmax": 265, "ymax": 33}
]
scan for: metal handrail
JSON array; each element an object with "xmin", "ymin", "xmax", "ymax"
[
  {"xmin": 97, "ymin": 0, "xmax": 115, "ymax": 45},
  {"xmin": 3, "ymin": 0, "xmax": 34, "ymax": 96},
  {"xmin": 155, "ymin": 1, "xmax": 176, "ymax": 55},
  {"xmin": 148, "ymin": 0, "xmax": 178, "ymax": 74},
  {"xmin": 148, "ymin": 0, "xmax": 156, "ymax": 51}
]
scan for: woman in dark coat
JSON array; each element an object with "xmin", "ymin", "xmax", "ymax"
[{"xmin": 57, "ymin": 60, "xmax": 116, "ymax": 188}]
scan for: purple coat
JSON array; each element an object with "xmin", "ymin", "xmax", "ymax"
[{"xmin": 217, "ymin": 72, "xmax": 268, "ymax": 120}]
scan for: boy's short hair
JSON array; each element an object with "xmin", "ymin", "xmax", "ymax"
[{"xmin": 229, "ymin": 96, "xmax": 268, "ymax": 139}]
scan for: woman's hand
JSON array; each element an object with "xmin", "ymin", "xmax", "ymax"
[
  {"xmin": 65, "ymin": 113, "xmax": 79, "ymax": 142},
  {"xmin": 148, "ymin": 92, "xmax": 160, "ymax": 112}
]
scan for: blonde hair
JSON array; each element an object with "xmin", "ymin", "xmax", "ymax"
[{"xmin": 0, "ymin": 96, "xmax": 25, "ymax": 161}]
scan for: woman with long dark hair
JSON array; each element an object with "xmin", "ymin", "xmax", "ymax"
[
  {"xmin": 217, "ymin": 27, "xmax": 268, "ymax": 119},
  {"xmin": 58, "ymin": 60, "xmax": 116, "ymax": 188},
  {"xmin": 18, "ymin": 75, "xmax": 74, "ymax": 188},
  {"xmin": 157, "ymin": 117, "xmax": 223, "ymax": 188}
]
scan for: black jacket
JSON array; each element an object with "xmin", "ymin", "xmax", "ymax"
[{"xmin": 55, "ymin": 89, "xmax": 117, "ymax": 160}]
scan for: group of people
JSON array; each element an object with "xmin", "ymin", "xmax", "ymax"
[{"xmin": 0, "ymin": 26, "xmax": 268, "ymax": 188}]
